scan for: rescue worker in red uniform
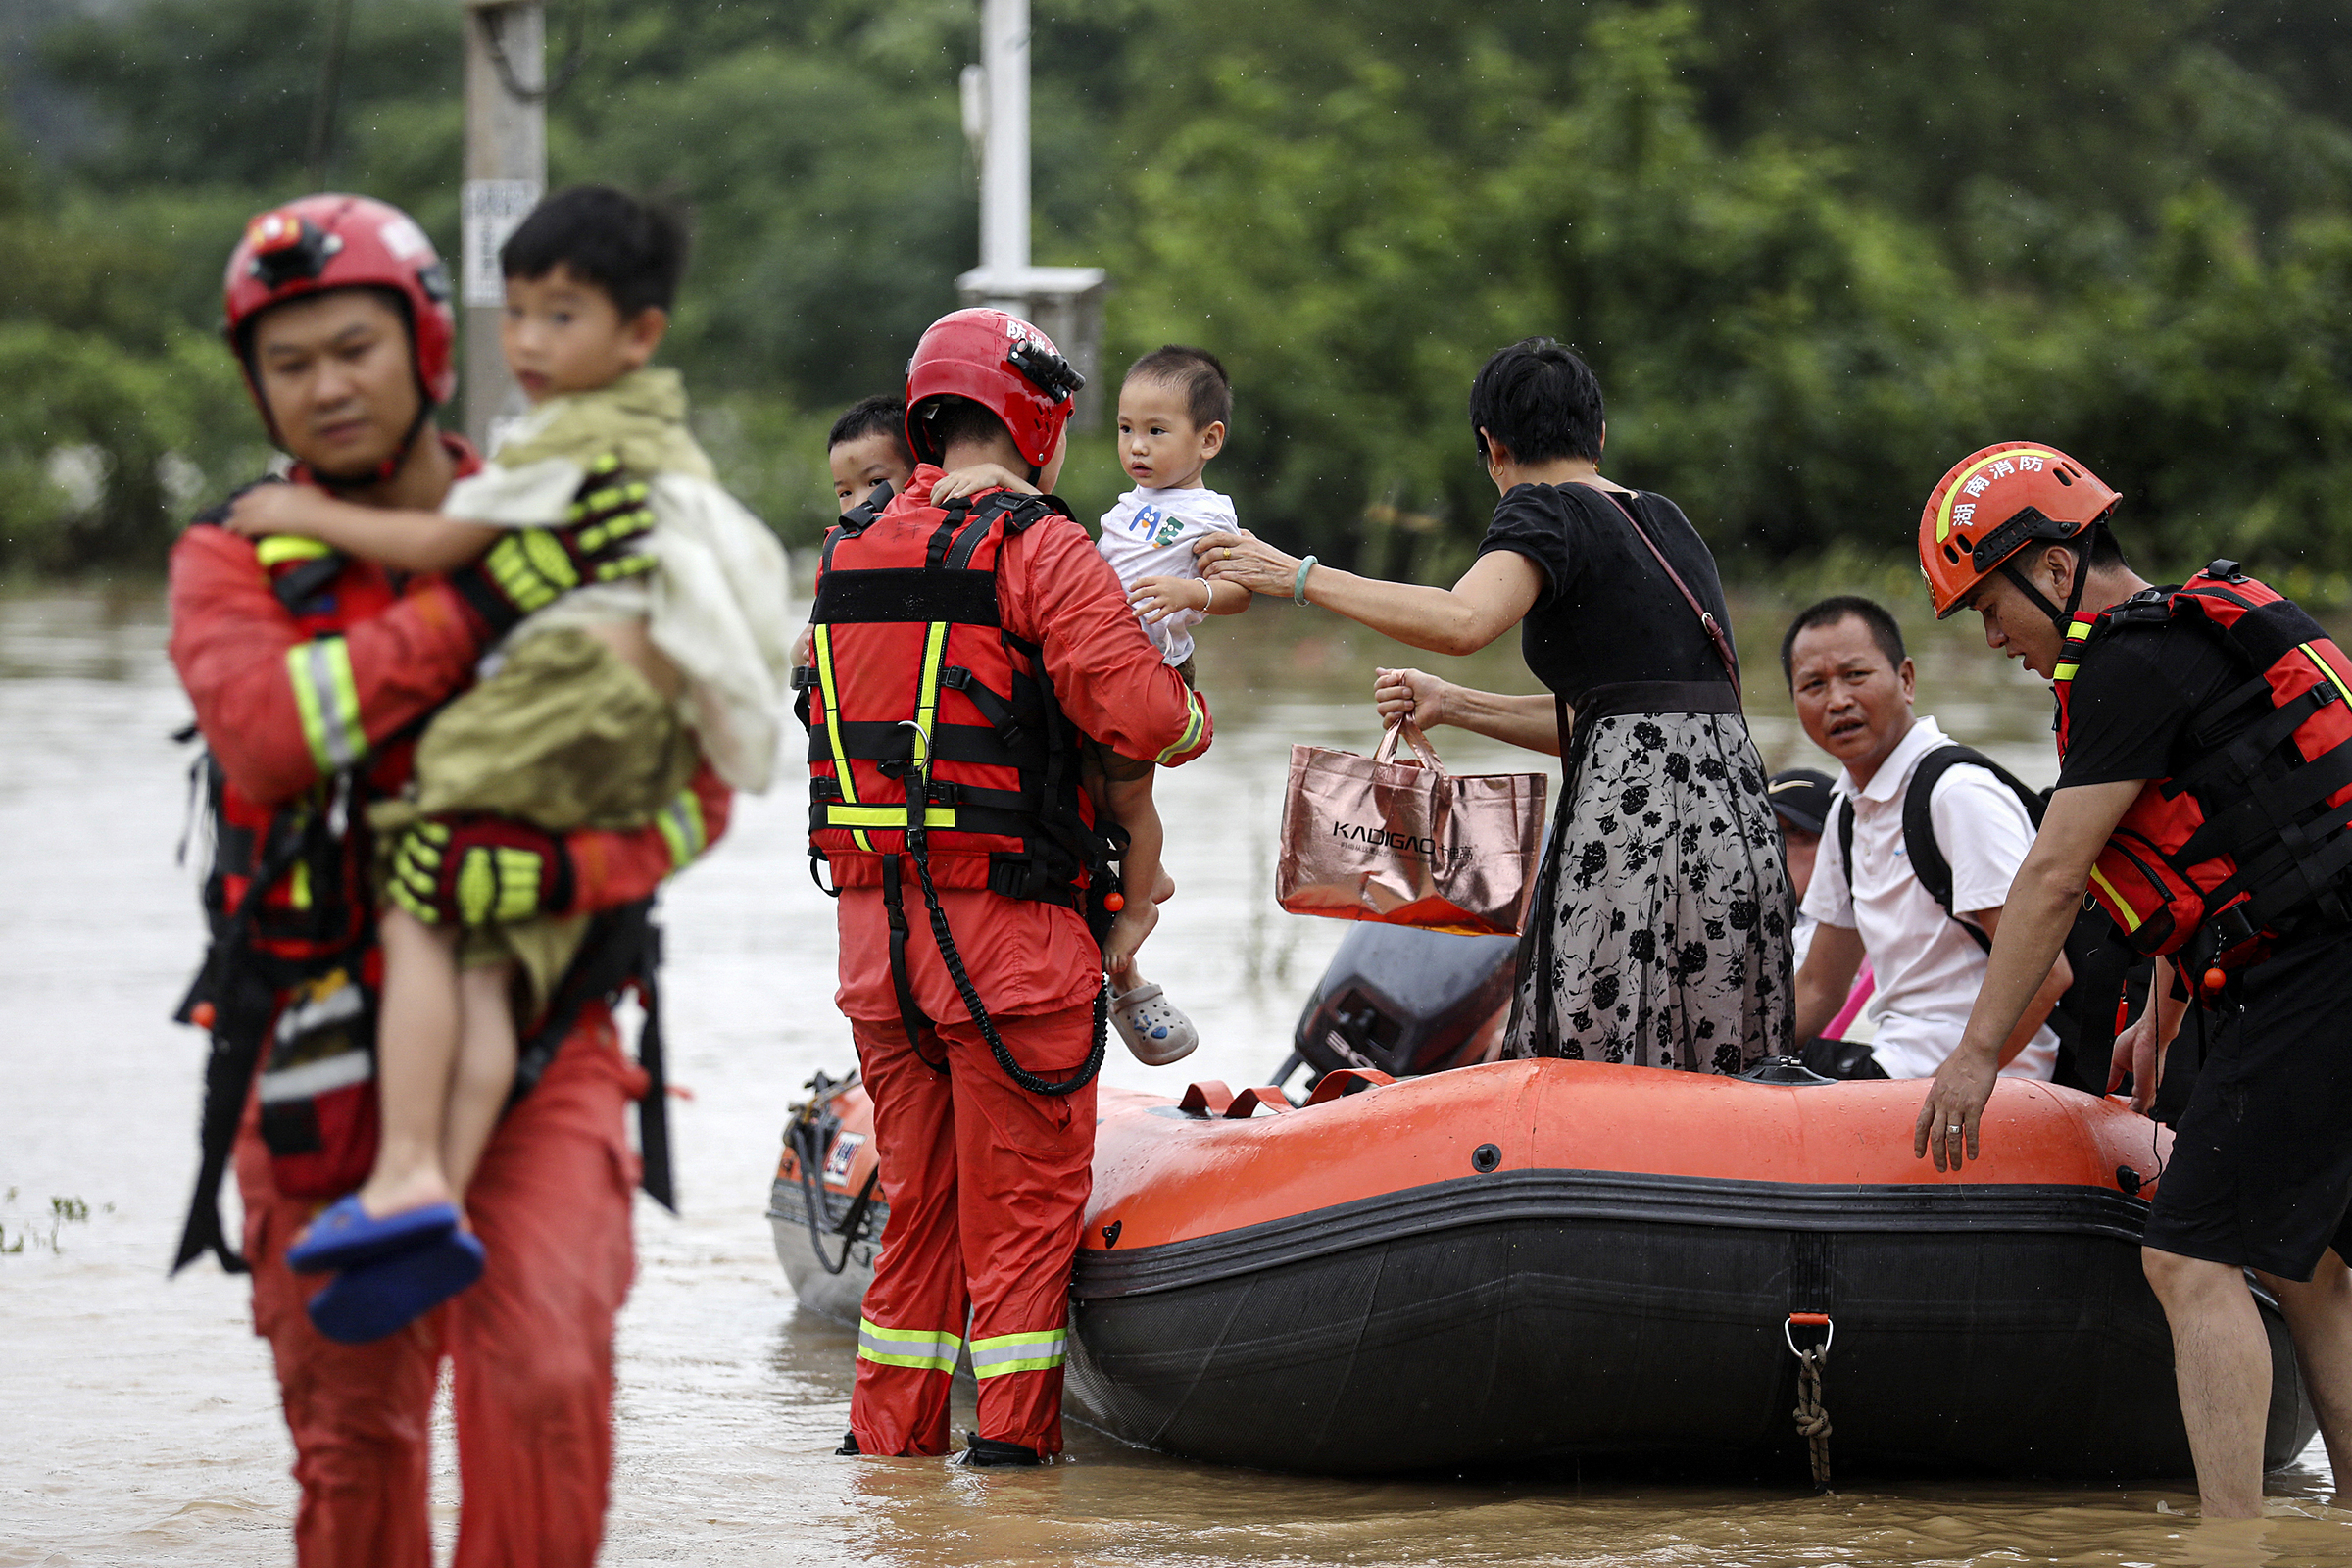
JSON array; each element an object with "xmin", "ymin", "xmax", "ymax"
[
  {"xmin": 1910, "ymin": 442, "xmax": 2352, "ymax": 1517},
  {"xmin": 169, "ymin": 194, "xmax": 730, "ymax": 1565},
  {"xmin": 806, "ymin": 310, "xmax": 1212, "ymax": 1463}
]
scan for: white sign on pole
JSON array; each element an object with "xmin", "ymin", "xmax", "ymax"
[{"xmin": 461, "ymin": 178, "xmax": 543, "ymax": 307}]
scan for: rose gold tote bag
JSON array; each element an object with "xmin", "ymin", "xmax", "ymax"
[{"xmin": 1275, "ymin": 718, "xmax": 1546, "ymax": 937}]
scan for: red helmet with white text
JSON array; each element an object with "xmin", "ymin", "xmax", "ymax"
[
  {"xmin": 904, "ymin": 308, "xmax": 1083, "ymax": 471},
  {"xmin": 223, "ymin": 193, "xmax": 458, "ymax": 415},
  {"xmin": 1918, "ymin": 441, "xmax": 2121, "ymax": 625}
]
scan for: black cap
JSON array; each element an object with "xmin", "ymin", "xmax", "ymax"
[{"xmin": 1768, "ymin": 768, "xmax": 1836, "ymax": 837}]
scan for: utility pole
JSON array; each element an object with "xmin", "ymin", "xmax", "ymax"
[
  {"xmin": 956, "ymin": 0, "xmax": 1106, "ymax": 428},
  {"xmin": 460, "ymin": 0, "xmax": 546, "ymax": 450}
]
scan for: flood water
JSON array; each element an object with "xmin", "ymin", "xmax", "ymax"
[{"xmin": 5, "ymin": 583, "xmax": 2351, "ymax": 1566}]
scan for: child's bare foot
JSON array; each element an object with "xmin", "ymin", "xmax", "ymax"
[
  {"xmin": 1102, "ymin": 899, "xmax": 1159, "ymax": 979},
  {"xmin": 1152, "ymin": 871, "xmax": 1176, "ymax": 904}
]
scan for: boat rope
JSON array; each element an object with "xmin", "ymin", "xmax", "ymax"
[
  {"xmin": 787, "ymin": 1115, "xmax": 880, "ymax": 1277},
  {"xmin": 1785, "ymin": 1312, "xmax": 1835, "ymax": 1494}
]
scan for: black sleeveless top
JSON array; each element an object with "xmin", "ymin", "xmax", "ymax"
[{"xmin": 1473, "ymin": 482, "xmax": 1736, "ymax": 707}]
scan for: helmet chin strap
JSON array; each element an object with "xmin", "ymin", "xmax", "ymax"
[{"xmin": 1997, "ymin": 524, "xmax": 2098, "ymax": 635}]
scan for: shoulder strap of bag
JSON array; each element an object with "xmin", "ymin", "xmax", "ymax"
[
  {"xmin": 1598, "ymin": 489, "xmax": 1740, "ymax": 699},
  {"xmin": 1837, "ymin": 797, "xmax": 1855, "ymax": 902},
  {"xmin": 1899, "ymin": 744, "xmax": 2045, "ymax": 953}
]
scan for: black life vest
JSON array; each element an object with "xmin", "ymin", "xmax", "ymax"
[
  {"xmin": 2053, "ymin": 562, "xmax": 2352, "ymax": 967},
  {"xmin": 801, "ymin": 485, "xmax": 1110, "ymax": 908}
]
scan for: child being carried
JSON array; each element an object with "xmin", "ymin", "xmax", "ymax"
[
  {"xmin": 225, "ymin": 185, "xmax": 791, "ymax": 1340},
  {"xmin": 938, "ymin": 345, "xmax": 1247, "ymax": 1064}
]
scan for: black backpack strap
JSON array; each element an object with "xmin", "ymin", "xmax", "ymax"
[
  {"xmin": 1836, "ymin": 797, "xmax": 1855, "ymax": 903},
  {"xmin": 508, "ymin": 897, "xmax": 679, "ymax": 1211},
  {"xmin": 1901, "ymin": 745, "xmax": 2045, "ymax": 951}
]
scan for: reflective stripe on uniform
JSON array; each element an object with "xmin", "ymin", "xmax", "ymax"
[
  {"xmin": 825, "ymin": 805, "xmax": 958, "ymax": 830},
  {"xmin": 284, "ymin": 636, "xmax": 366, "ymax": 772},
  {"xmin": 968, "ymin": 1326, "xmax": 1066, "ymax": 1379},
  {"xmin": 2086, "ymin": 864, "xmax": 2142, "ymax": 932},
  {"xmin": 911, "ymin": 619, "xmax": 950, "ymax": 769},
  {"xmin": 2302, "ymin": 643, "xmax": 2352, "ymax": 709},
  {"xmin": 655, "ymin": 787, "xmax": 709, "ymax": 870},
  {"xmin": 811, "ymin": 625, "xmax": 874, "ymax": 854},
  {"xmin": 2053, "ymin": 620, "xmax": 2096, "ymax": 685},
  {"xmin": 255, "ymin": 534, "xmax": 334, "ymax": 566},
  {"xmin": 1153, "ymin": 687, "xmax": 1207, "ymax": 765},
  {"xmin": 856, "ymin": 1318, "xmax": 962, "ymax": 1374}
]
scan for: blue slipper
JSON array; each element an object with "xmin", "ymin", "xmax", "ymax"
[
  {"xmin": 286, "ymin": 1195, "xmax": 461, "ymax": 1275},
  {"xmin": 306, "ymin": 1229, "xmax": 486, "ymax": 1345}
]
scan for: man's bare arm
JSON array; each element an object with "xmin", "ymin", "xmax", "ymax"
[
  {"xmin": 1914, "ymin": 779, "xmax": 2143, "ymax": 1167},
  {"xmin": 1970, "ymin": 905, "xmax": 2074, "ymax": 1067},
  {"xmin": 1792, "ymin": 922, "xmax": 1867, "ymax": 1044}
]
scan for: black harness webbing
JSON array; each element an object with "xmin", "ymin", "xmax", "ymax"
[
  {"xmin": 172, "ymin": 810, "xmax": 328, "ymax": 1275},
  {"xmin": 508, "ymin": 898, "xmax": 677, "ymax": 1211},
  {"xmin": 902, "ymin": 759, "xmax": 1106, "ymax": 1097}
]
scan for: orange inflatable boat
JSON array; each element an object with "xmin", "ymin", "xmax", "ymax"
[{"xmin": 771, "ymin": 931, "xmax": 2317, "ymax": 1479}]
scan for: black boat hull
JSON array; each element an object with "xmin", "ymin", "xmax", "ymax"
[{"xmin": 1067, "ymin": 1170, "xmax": 2316, "ymax": 1478}]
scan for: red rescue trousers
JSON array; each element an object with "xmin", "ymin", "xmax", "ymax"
[
  {"xmin": 849, "ymin": 1000, "xmax": 1098, "ymax": 1457},
  {"xmin": 235, "ymin": 1013, "xmax": 644, "ymax": 1568}
]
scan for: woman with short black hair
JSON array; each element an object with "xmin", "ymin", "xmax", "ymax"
[{"xmin": 1199, "ymin": 338, "xmax": 1792, "ymax": 1072}]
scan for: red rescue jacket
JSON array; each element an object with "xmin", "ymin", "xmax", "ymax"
[
  {"xmin": 808, "ymin": 469, "xmax": 1212, "ymax": 1028},
  {"xmin": 167, "ymin": 445, "xmax": 730, "ymax": 1263},
  {"xmin": 2054, "ymin": 562, "xmax": 2352, "ymax": 967},
  {"xmin": 804, "ymin": 473, "xmax": 1210, "ymax": 899}
]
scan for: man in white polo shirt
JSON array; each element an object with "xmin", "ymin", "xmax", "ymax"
[{"xmin": 1783, "ymin": 596, "xmax": 2071, "ymax": 1080}]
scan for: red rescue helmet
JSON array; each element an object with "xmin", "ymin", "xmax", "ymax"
[
  {"xmin": 223, "ymin": 194, "xmax": 458, "ymax": 414},
  {"xmin": 904, "ymin": 308, "xmax": 1083, "ymax": 471},
  {"xmin": 1918, "ymin": 441, "xmax": 2121, "ymax": 621}
]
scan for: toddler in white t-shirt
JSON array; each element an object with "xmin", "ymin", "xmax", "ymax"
[
  {"xmin": 936, "ymin": 346, "xmax": 1249, "ymax": 1063},
  {"xmin": 1087, "ymin": 347, "xmax": 1250, "ymax": 1060}
]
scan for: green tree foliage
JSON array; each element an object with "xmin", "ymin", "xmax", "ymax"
[
  {"xmin": 6, "ymin": 0, "xmax": 2350, "ymax": 579},
  {"xmin": 0, "ymin": 134, "xmax": 258, "ymax": 572}
]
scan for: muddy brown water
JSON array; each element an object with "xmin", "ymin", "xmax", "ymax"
[{"xmin": 5, "ymin": 586, "xmax": 2350, "ymax": 1566}]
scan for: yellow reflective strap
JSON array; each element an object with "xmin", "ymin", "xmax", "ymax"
[
  {"xmin": 2086, "ymin": 864, "xmax": 2143, "ymax": 932},
  {"xmin": 287, "ymin": 858, "xmax": 313, "ymax": 910},
  {"xmin": 826, "ymin": 805, "xmax": 958, "ymax": 830},
  {"xmin": 811, "ymin": 625, "xmax": 874, "ymax": 854},
  {"xmin": 2300, "ymin": 643, "xmax": 2352, "ymax": 710},
  {"xmin": 283, "ymin": 637, "xmax": 366, "ymax": 773},
  {"xmin": 1153, "ymin": 687, "xmax": 1206, "ymax": 765},
  {"xmin": 857, "ymin": 1317, "xmax": 961, "ymax": 1374},
  {"xmin": 655, "ymin": 788, "xmax": 708, "ymax": 871},
  {"xmin": 2053, "ymin": 662, "xmax": 2080, "ymax": 682},
  {"xmin": 968, "ymin": 1326, "xmax": 1067, "ymax": 1378},
  {"xmin": 911, "ymin": 621, "xmax": 950, "ymax": 771},
  {"xmin": 255, "ymin": 534, "xmax": 333, "ymax": 566}
]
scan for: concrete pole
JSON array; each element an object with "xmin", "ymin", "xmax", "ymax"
[
  {"xmin": 460, "ymin": 1, "xmax": 546, "ymax": 450},
  {"xmin": 976, "ymin": 0, "xmax": 1029, "ymax": 310}
]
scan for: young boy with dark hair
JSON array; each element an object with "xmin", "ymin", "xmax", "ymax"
[
  {"xmin": 934, "ymin": 345, "xmax": 1247, "ymax": 1063},
  {"xmin": 829, "ymin": 395, "xmax": 915, "ymax": 509},
  {"xmin": 225, "ymin": 182, "xmax": 792, "ymax": 1336}
]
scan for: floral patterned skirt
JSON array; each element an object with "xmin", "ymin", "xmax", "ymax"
[{"xmin": 1504, "ymin": 705, "xmax": 1795, "ymax": 1073}]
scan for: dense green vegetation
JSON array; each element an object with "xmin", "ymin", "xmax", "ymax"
[{"xmin": 3, "ymin": 0, "xmax": 2347, "ymax": 588}]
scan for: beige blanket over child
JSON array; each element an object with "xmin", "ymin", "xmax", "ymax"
[{"xmin": 453, "ymin": 365, "xmax": 793, "ymax": 794}]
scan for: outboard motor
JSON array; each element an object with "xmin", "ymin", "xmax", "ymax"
[{"xmin": 1291, "ymin": 924, "xmax": 1520, "ymax": 1085}]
